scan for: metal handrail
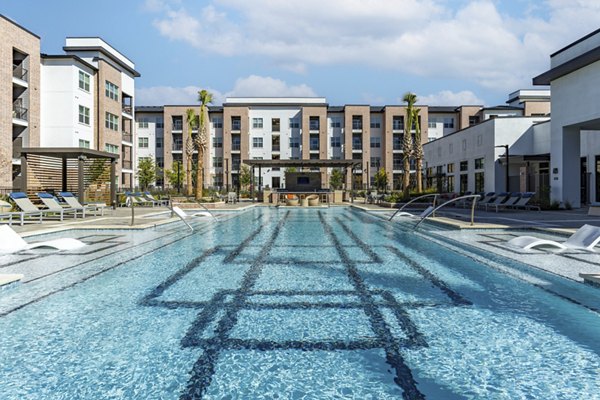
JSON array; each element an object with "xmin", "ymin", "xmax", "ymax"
[
  {"xmin": 196, "ymin": 202, "xmax": 218, "ymax": 220},
  {"xmin": 413, "ymin": 194, "xmax": 480, "ymax": 230},
  {"xmin": 389, "ymin": 193, "xmax": 439, "ymax": 220}
]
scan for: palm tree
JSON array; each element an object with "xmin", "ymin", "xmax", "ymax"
[
  {"xmin": 412, "ymin": 107, "xmax": 423, "ymax": 193},
  {"xmin": 195, "ymin": 89, "xmax": 213, "ymax": 200},
  {"xmin": 185, "ymin": 108, "xmax": 197, "ymax": 196},
  {"xmin": 402, "ymin": 92, "xmax": 417, "ymax": 197}
]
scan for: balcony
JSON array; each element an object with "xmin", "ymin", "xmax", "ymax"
[
  {"xmin": 272, "ymin": 145, "xmax": 280, "ymax": 152},
  {"xmin": 122, "ymin": 133, "xmax": 133, "ymax": 143},
  {"xmin": 12, "ymin": 105, "xmax": 28, "ymax": 122},
  {"xmin": 231, "ymin": 123, "xmax": 241, "ymax": 132},
  {"xmin": 232, "ymin": 163, "xmax": 241, "ymax": 172},
  {"xmin": 122, "ymin": 105, "xmax": 133, "ymax": 116},
  {"xmin": 122, "ymin": 160, "xmax": 132, "ymax": 170},
  {"xmin": 172, "ymin": 122, "xmax": 183, "ymax": 131},
  {"xmin": 12, "ymin": 64, "xmax": 28, "ymax": 83},
  {"xmin": 231, "ymin": 143, "xmax": 241, "ymax": 151},
  {"xmin": 172, "ymin": 141, "xmax": 183, "ymax": 151}
]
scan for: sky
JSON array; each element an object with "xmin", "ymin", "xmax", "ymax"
[{"xmin": 3, "ymin": 0, "xmax": 600, "ymax": 107}]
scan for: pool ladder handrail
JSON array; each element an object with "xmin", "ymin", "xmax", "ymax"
[
  {"xmin": 389, "ymin": 193, "xmax": 440, "ymax": 221},
  {"xmin": 413, "ymin": 194, "xmax": 480, "ymax": 230},
  {"xmin": 195, "ymin": 201, "xmax": 219, "ymax": 221}
]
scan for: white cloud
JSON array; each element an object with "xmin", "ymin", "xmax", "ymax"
[
  {"xmin": 146, "ymin": 0, "xmax": 600, "ymax": 93},
  {"xmin": 417, "ymin": 90, "xmax": 485, "ymax": 106},
  {"xmin": 136, "ymin": 75, "xmax": 317, "ymax": 105}
]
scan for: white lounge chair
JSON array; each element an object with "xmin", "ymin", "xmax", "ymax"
[
  {"xmin": 37, "ymin": 192, "xmax": 79, "ymax": 220},
  {"xmin": 0, "ymin": 225, "xmax": 86, "ymax": 254},
  {"xmin": 59, "ymin": 192, "xmax": 106, "ymax": 216},
  {"xmin": 508, "ymin": 224, "xmax": 600, "ymax": 251},
  {"xmin": 10, "ymin": 192, "xmax": 53, "ymax": 222},
  {"xmin": 172, "ymin": 206, "xmax": 212, "ymax": 218},
  {"xmin": 0, "ymin": 200, "xmax": 26, "ymax": 226},
  {"xmin": 144, "ymin": 192, "xmax": 169, "ymax": 207}
]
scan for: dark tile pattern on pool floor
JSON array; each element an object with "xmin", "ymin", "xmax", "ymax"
[{"xmin": 139, "ymin": 210, "xmax": 472, "ymax": 400}]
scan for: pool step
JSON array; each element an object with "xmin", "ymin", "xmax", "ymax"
[
  {"xmin": 0, "ymin": 274, "xmax": 24, "ymax": 291},
  {"xmin": 580, "ymin": 273, "xmax": 600, "ymax": 289}
]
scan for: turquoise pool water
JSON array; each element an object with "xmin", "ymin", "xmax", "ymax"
[{"xmin": 1, "ymin": 207, "xmax": 600, "ymax": 399}]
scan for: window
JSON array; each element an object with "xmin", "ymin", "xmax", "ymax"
[
  {"xmin": 156, "ymin": 137, "xmax": 163, "ymax": 148},
  {"xmin": 213, "ymin": 136, "xmax": 223, "ymax": 148},
  {"xmin": 138, "ymin": 117, "xmax": 149, "ymax": 128},
  {"xmin": 105, "ymin": 112, "xmax": 119, "ymax": 131},
  {"xmin": 370, "ymin": 117, "xmax": 381, "ymax": 129},
  {"xmin": 252, "ymin": 118, "xmax": 263, "ymax": 129},
  {"xmin": 232, "ymin": 136, "xmax": 241, "ymax": 150},
  {"xmin": 474, "ymin": 157, "xmax": 484, "ymax": 169},
  {"xmin": 156, "ymin": 157, "xmax": 164, "ymax": 168},
  {"xmin": 475, "ymin": 171, "xmax": 485, "ymax": 192},
  {"xmin": 213, "ymin": 157, "xmax": 223, "ymax": 168},
  {"xmin": 138, "ymin": 137, "xmax": 149, "ymax": 148},
  {"xmin": 462, "ymin": 139, "xmax": 467, "ymax": 151},
  {"xmin": 252, "ymin": 137, "xmax": 263, "ymax": 148},
  {"xmin": 156, "ymin": 117, "xmax": 164, "ymax": 129},
  {"xmin": 393, "ymin": 135, "xmax": 402, "ymax": 150},
  {"xmin": 393, "ymin": 153, "xmax": 402, "ymax": 170},
  {"xmin": 477, "ymin": 135, "xmax": 483, "ymax": 147},
  {"xmin": 172, "ymin": 117, "xmax": 183, "ymax": 131},
  {"xmin": 78, "ymin": 105, "xmax": 90, "ymax": 125},
  {"xmin": 310, "ymin": 136, "xmax": 319, "ymax": 151},
  {"xmin": 330, "ymin": 117, "xmax": 341, "ymax": 128},
  {"xmin": 289, "ymin": 137, "xmax": 300, "ymax": 148},
  {"xmin": 443, "ymin": 117, "xmax": 454, "ymax": 129},
  {"xmin": 460, "ymin": 173, "xmax": 468, "ymax": 193},
  {"xmin": 231, "ymin": 116, "xmax": 241, "ymax": 131},
  {"xmin": 289, "ymin": 118, "xmax": 300, "ymax": 129},
  {"xmin": 428, "ymin": 118, "xmax": 437, "ymax": 129},
  {"xmin": 469, "ymin": 116, "xmax": 480, "ymax": 126},
  {"xmin": 212, "ymin": 117, "xmax": 222, "ymax": 129},
  {"xmin": 272, "ymin": 118, "xmax": 280, "ymax": 132},
  {"xmin": 447, "ymin": 163, "xmax": 455, "ymax": 173},
  {"xmin": 460, "ymin": 160, "xmax": 468, "ymax": 171},
  {"xmin": 79, "ymin": 139, "xmax": 90, "ymax": 149},
  {"xmin": 105, "ymin": 81, "xmax": 119, "ymax": 101},
  {"xmin": 78, "ymin": 71, "xmax": 90, "ymax": 92},
  {"xmin": 309, "ymin": 116, "xmax": 320, "ymax": 131},
  {"xmin": 370, "ymin": 157, "xmax": 381, "ymax": 169},
  {"xmin": 105, "ymin": 143, "xmax": 119, "ymax": 154},
  {"xmin": 330, "ymin": 137, "xmax": 341, "ymax": 147},
  {"xmin": 352, "ymin": 136, "xmax": 362, "ymax": 150},
  {"xmin": 447, "ymin": 175, "xmax": 455, "ymax": 192},
  {"xmin": 352, "ymin": 116, "xmax": 362, "ymax": 130},
  {"xmin": 370, "ymin": 137, "xmax": 381, "ymax": 148},
  {"xmin": 392, "ymin": 116, "xmax": 404, "ymax": 130}
]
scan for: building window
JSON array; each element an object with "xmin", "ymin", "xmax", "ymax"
[
  {"xmin": 370, "ymin": 157, "xmax": 381, "ymax": 169},
  {"xmin": 393, "ymin": 135, "xmax": 402, "ymax": 150},
  {"xmin": 212, "ymin": 117, "xmax": 222, "ymax": 129},
  {"xmin": 252, "ymin": 137, "xmax": 263, "ymax": 148},
  {"xmin": 460, "ymin": 160, "xmax": 468, "ymax": 171},
  {"xmin": 310, "ymin": 136, "xmax": 319, "ymax": 151},
  {"xmin": 447, "ymin": 163, "xmax": 455, "ymax": 173},
  {"xmin": 231, "ymin": 116, "xmax": 241, "ymax": 131},
  {"xmin": 352, "ymin": 116, "xmax": 362, "ymax": 130},
  {"xmin": 392, "ymin": 116, "xmax": 404, "ymax": 130},
  {"xmin": 232, "ymin": 136, "xmax": 241, "ymax": 150},
  {"xmin": 105, "ymin": 112, "xmax": 119, "ymax": 131},
  {"xmin": 460, "ymin": 174, "xmax": 468, "ymax": 193},
  {"xmin": 289, "ymin": 138, "xmax": 300, "ymax": 148},
  {"xmin": 289, "ymin": 118, "xmax": 300, "ymax": 129},
  {"xmin": 156, "ymin": 157, "xmax": 164, "ymax": 168},
  {"xmin": 213, "ymin": 157, "xmax": 223, "ymax": 168},
  {"xmin": 213, "ymin": 136, "xmax": 223, "ymax": 148},
  {"xmin": 462, "ymin": 139, "xmax": 467, "ymax": 151},
  {"xmin": 370, "ymin": 117, "xmax": 381, "ymax": 129},
  {"xmin": 443, "ymin": 117, "xmax": 455, "ymax": 129},
  {"xmin": 469, "ymin": 116, "xmax": 480, "ymax": 126},
  {"xmin": 393, "ymin": 153, "xmax": 402, "ymax": 170},
  {"xmin": 330, "ymin": 137, "xmax": 341, "ymax": 147},
  {"xmin": 474, "ymin": 157, "xmax": 484, "ymax": 169},
  {"xmin": 352, "ymin": 136, "xmax": 362, "ymax": 150},
  {"xmin": 79, "ymin": 139, "xmax": 90, "ymax": 149},
  {"xmin": 105, "ymin": 81, "xmax": 119, "ymax": 101},
  {"xmin": 156, "ymin": 117, "xmax": 164, "ymax": 129},
  {"xmin": 138, "ymin": 137, "xmax": 149, "ymax": 148},
  {"xmin": 272, "ymin": 118, "xmax": 280, "ymax": 132},
  {"xmin": 475, "ymin": 171, "xmax": 485, "ymax": 192},
  {"xmin": 78, "ymin": 105, "xmax": 90, "ymax": 125},
  {"xmin": 138, "ymin": 117, "xmax": 149, "ymax": 128},
  {"xmin": 105, "ymin": 143, "xmax": 119, "ymax": 154},
  {"xmin": 252, "ymin": 118, "xmax": 263, "ymax": 129},
  {"xmin": 78, "ymin": 71, "xmax": 90, "ymax": 92},
  {"xmin": 309, "ymin": 116, "xmax": 320, "ymax": 131},
  {"xmin": 156, "ymin": 137, "xmax": 163, "ymax": 148},
  {"xmin": 428, "ymin": 118, "xmax": 437, "ymax": 129},
  {"xmin": 330, "ymin": 117, "xmax": 341, "ymax": 128},
  {"xmin": 447, "ymin": 175, "xmax": 455, "ymax": 192},
  {"xmin": 370, "ymin": 137, "xmax": 381, "ymax": 148}
]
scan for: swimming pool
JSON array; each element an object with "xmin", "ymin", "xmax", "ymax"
[{"xmin": 1, "ymin": 207, "xmax": 600, "ymax": 399}]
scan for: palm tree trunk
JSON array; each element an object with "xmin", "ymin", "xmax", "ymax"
[
  {"xmin": 416, "ymin": 157, "xmax": 423, "ymax": 193},
  {"xmin": 195, "ymin": 148, "xmax": 203, "ymax": 200},
  {"xmin": 185, "ymin": 138, "xmax": 194, "ymax": 196}
]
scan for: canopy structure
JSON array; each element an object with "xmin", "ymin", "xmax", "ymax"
[
  {"xmin": 242, "ymin": 159, "xmax": 361, "ymax": 169},
  {"xmin": 20, "ymin": 148, "xmax": 119, "ymax": 207}
]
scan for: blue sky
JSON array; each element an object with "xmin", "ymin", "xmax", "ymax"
[{"xmin": 3, "ymin": 0, "xmax": 600, "ymax": 106}]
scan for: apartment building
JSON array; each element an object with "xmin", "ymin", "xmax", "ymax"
[
  {"xmin": 0, "ymin": 15, "xmax": 40, "ymax": 190},
  {"xmin": 41, "ymin": 38, "xmax": 140, "ymax": 189},
  {"xmin": 136, "ymin": 106, "xmax": 164, "ymax": 186}
]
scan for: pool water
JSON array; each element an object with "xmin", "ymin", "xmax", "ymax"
[{"xmin": 1, "ymin": 207, "xmax": 600, "ymax": 399}]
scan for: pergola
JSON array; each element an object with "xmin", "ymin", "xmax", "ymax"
[{"xmin": 20, "ymin": 148, "xmax": 119, "ymax": 207}]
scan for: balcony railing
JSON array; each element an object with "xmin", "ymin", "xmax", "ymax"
[
  {"xmin": 13, "ymin": 64, "xmax": 28, "ymax": 82},
  {"xmin": 172, "ymin": 141, "xmax": 183, "ymax": 151},
  {"xmin": 393, "ymin": 163, "xmax": 403, "ymax": 170},
  {"xmin": 231, "ymin": 122, "xmax": 241, "ymax": 131},
  {"xmin": 122, "ymin": 160, "xmax": 132, "ymax": 169},
  {"xmin": 231, "ymin": 143, "xmax": 241, "ymax": 151},
  {"xmin": 172, "ymin": 122, "xmax": 183, "ymax": 131},
  {"xmin": 122, "ymin": 133, "xmax": 133, "ymax": 143},
  {"xmin": 272, "ymin": 145, "xmax": 280, "ymax": 152},
  {"xmin": 352, "ymin": 122, "xmax": 362, "ymax": 130},
  {"xmin": 122, "ymin": 105, "xmax": 133, "ymax": 115},
  {"xmin": 232, "ymin": 163, "xmax": 241, "ymax": 171},
  {"xmin": 13, "ymin": 105, "xmax": 28, "ymax": 121}
]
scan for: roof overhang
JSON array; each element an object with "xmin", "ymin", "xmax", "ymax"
[
  {"xmin": 21, "ymin": 147, "xmax": 119, "ymax": 160},
  {"xmin": 533, "ymin": 46, "xmax": 600, "ymax": 85}
]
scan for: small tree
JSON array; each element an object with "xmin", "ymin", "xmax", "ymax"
[
  {"xmin": 165, "ymin": 161, "xmax": 185, "ymax": 190},
  {"xmin": 330, "ymin": 168, "xmax": 344, "ymax": 190},
  {"xmin": 373, "ymin": 168, "xmax": 388, "ymax": 192},
  {"xmin": 239, "ymin": 164, "xmax": 252, "ymax": 191},
  {"xmin": 137, "ymin": 158, "xmax": 157, "ymax": 190}
]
